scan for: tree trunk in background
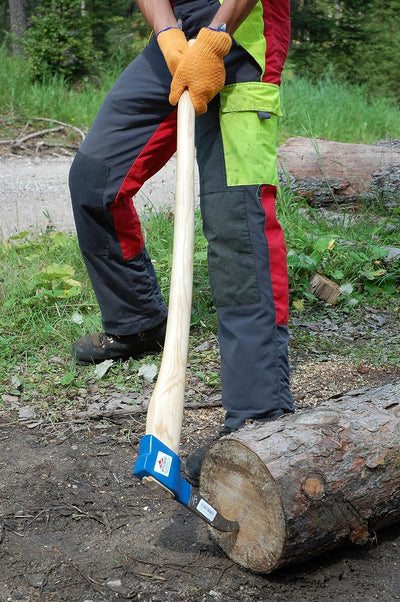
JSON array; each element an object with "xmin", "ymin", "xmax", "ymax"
[
  {"xmin": 200, "ymin": 382, "xmax": 400, "ymax": 573},
  {"xmin": 8, "ymin": 0, "xmax": 27, "ymax": 54}
]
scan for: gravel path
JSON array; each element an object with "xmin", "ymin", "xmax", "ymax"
[{"xmin": 0, "ymin": 154, "xmax": 200, "ymax": 239}]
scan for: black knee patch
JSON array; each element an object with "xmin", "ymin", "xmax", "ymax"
[
  {"xmin": 201, "ymin": 189, "xmax": 260, "ymax": 307},
  {"xmin": 69, "ymin": 151, "xmax": 111, "ymax": 254}
]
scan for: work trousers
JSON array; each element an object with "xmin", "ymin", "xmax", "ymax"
[{"xmin": 69, "ymin": 0, "xmax": 294, "ymax": 428}]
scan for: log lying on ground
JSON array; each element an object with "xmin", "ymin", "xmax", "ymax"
[
  {"xmin": 200, "ymin": 382, "xmax": 400, "ymax": 573},
  {"xmin": 277, "ymin": 137, "xmax": 400, "ymax": 207}
]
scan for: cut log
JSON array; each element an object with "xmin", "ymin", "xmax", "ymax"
[
  {"xmin": 277, "ymin": 137, "xmax": 400, "ymax": 207},
  {"xmin": 200, "ymin": 382, "xmax": 400, "ymax": 573}
]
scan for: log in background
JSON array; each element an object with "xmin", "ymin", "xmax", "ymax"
[
  {"xmin": 200, "ymin": 382, "xmax": 400, "ymax": 573},
  {"xmin": 277, "ymin": 137, "xmax": 400, "ymax": 207}
]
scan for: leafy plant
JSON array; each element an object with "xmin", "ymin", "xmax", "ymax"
[
  {"xmin": 104, "ymin": 13, "xmax": 151, "ymax": 71},
  {"xmin": 22, "ymin": 0, "xmax": 96, "ymax": 81},
  {"xmin": 26, "ymin": 263, "xmax": 82, "ymax": 304},
  {"xmin": 289, "ymin": 0, "xmax": 400, "ymax": 101},
  {"xmin": 278, "ymin": 189, "xmax": 399, "ymax": 309}
]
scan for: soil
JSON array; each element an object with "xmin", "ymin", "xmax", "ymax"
[
  {"xmin": 2, "ymin": 353, "xmax": 399, "ymax": 602},
  {"xmin": 1, "ymin": 151, "xmax": 400, "ymax": 601}
]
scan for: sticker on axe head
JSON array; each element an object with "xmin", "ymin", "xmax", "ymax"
[
  {"xmin": 153, "ymin": 451, "xmax": 172, "ymax": 477},
  {"xmin": 196, "ymin": 498, "xmax": 217, "ymax": 522}
]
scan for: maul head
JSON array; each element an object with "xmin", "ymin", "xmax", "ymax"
[{"xmin": 133, "ymin": 434, "xmax": 239, "ymax": 533}]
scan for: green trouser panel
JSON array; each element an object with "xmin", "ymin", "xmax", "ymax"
[
  {"xmin": 219, "ymin": 81, "xmax": 282, "ymax": 187},
  {"xmin": 220, "ymin": 0, "xmax": 267, "ymax": 75}
]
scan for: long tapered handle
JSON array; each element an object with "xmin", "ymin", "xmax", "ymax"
[{"xmin": 145, "ymin": 90, "xmax": 195, "ymax": 453}]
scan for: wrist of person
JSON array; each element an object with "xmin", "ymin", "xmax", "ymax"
[
  {"xmin": 156, "ymin": 18, "xmax": 183, "ymax": 38},
  {"xmin": 157, "ymin": 24, "xmax": 188, "ymax": 76},
  {"xmin": 206, "ymin": 23, "xmax": 227, "ymax": 32}
]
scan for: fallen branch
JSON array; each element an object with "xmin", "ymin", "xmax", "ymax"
[
  {"xmin": 0, "ymin": 117, "xmax": 86, "ymax": 153},
  {"xmin": 72, "ymin": 396, "xmax": 221, "ymax": 421},
  {"xmin": 33, "ymin": 117, "xmax": 86, "ymax": 141},
  {"xmin": 0, "ymin": 126, "xmax": 65, "ymax": 148}
]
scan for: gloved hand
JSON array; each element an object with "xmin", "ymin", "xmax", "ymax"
[
  {"xmin": 157, "ymin": 27, "xmax": 188, "ymax": 76},
  {"xmin": 169, "ymin": 27, "xmax": 232, "ymax": 114}
]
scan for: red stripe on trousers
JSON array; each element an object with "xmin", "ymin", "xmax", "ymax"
[
  {"xmin": 258, "ymin": 3, "xmax": 290, "ymax": 323},
  {"xmin": 261, "ymin": 184, "xmax": 289, "ymax": 325},
  {"xmin": 110, "ymin": 110, "xmax": 178, "ymax": 260},
  {"xmin": 260, "ymin": 0, "xmax": 291, "ymax": 85}
]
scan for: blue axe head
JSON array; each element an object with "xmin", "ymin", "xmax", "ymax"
[{"xmin": 133, "ymin": 434, "xmax": 239, "ymax": 532}]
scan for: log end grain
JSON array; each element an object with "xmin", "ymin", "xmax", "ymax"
[
  {"xmin": 309, "ymin": 273, "xmax": 341, "ymax": 304},
  {"xmin": 200, "ymin": 439, "xmax": 285, "ymax": 574}
]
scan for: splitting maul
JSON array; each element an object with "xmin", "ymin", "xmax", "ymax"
[{"xmin": 132, "ymin": 88, "xmax": 238, "ymax": 535}]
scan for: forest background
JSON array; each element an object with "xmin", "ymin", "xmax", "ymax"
[{"xmin": 2, "ymin": 0, "xmax": 400, "ymax": 103}]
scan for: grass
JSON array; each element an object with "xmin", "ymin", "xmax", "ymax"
[
  {"xmin": 0, "ymin": 212, "xmax": 221, "ymax": 413},
  {"xmin": 277, "ymin": 189, "xmax": 400, "ymax": 308},
  {"xmin": 1, "ymin": 48, "xmax": 399, "ymax": 416},
  {"xmin": 0, "ymin": 46, "xmax": 116, "ymax": 132},
  {"xmin": 1, "ymin": 195, "xmax": 398, "ymax": 413},
  {"xmin": 279, "ymin": 74, "xmax": 400, "ymax": 144},
  {"xmin": 2, "ymin": 45, "xmax": 400, "ymax": 145}
]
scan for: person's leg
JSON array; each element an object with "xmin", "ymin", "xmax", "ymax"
[
  {"xmin": 69, "ymin": 37, "xmax": 176, "ymax": 346},
  {"xmin": 186, "ymin": 43, "xmax": 293, "ymax": 481},
  {"xmin": 70, "ymin": 0, "xmax": 225, "ymax": 363},
  {"xmin": 196, "ymin": 96, "xmax": 294, "ymax": 429}
]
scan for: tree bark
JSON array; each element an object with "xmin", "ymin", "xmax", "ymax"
[
  {"xmin": 8, "ymin": 0, "xmax": 27, "ymax": 54},
  {"xmin": 277, "ymin": 137, "xmax": 400, "ymax": 208},
  {"xmin": 200, "ymin": 382, "xmax": 400, "ymax": 573}
]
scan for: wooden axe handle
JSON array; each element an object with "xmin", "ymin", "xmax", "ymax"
[{"xmin": 145, "ymin": 89, "xmax": 195, "ymax": 453}]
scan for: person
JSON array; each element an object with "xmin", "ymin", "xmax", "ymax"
[{"xmin": 69, "ymin": 0, "xmax": 295, "ymax": 484}]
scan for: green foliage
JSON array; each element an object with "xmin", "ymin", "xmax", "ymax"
[
  {"xmin": 277, "ymin": 191, "xmax": 400, "ymax": 309},
  {"xmin": 352, "ymin": 2, "xmax": 400, "ymax": 100},
  {"xmin": 142, "ymin": 208, "xmax": 215, "ymax": 330},
  {"xmin": 0, "ymin": 44, "xmax": 117, "ymax": 125},
  {"xmin": 279, "ymin": 74, "xmax": 400, "ymax": 144},
  {"xmin": 103, "ymin": 12, "xmax": 151, "ymax": 70},
  {"xmin": 26, "ymin": 263, "xmax": 82, "ymax": 304},
  {"xmin": 290, "ymin": 0, "xmax": 400, "ymax": 101},
  {"xmin": 15, "ymin": 0, "xmax": 149, "ymax": 80},
  {"xmin": 1, "ymin": 233, "xmax": 84, "ymax": 312},
  {"xmin": 22, "ymin": 0, "xmax": 96, "ymax": 81}
]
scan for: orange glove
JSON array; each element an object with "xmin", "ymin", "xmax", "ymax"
[
  {"xmin": 169, "ymin": 27, "xmax": 232, "ymax": 115},
  {"xmin": 157, "ymin": 27, "xmax": 188, "ymax": 76}
]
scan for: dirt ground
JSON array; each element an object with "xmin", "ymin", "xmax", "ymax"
[
  {"xmin": 1, "ymin": 357, "xmax": 400, "ymax": 602},
  {"xmin": 1, "ymin": 152, "xmax": 400, "ymax": 601}
]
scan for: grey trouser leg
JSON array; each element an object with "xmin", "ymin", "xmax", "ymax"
[
  {"xmin": 69, "ymin": 38, "xmax": 173, "ymax": 335},
  {"xmin": 68, "ymin": 0, "xmax": 223, "ymax": 336},
  {"xmin": 196, "ymin": 95, "xmax": 294, "ymax": 428}
]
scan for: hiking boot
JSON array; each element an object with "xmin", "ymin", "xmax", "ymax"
[
  {"xmin": 72, "ymin": 318, "xmax": 167, "ymax": 365},
  {"xmin": 185, "ymin": 426, "xmax": 237, "ymax": 487}
]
